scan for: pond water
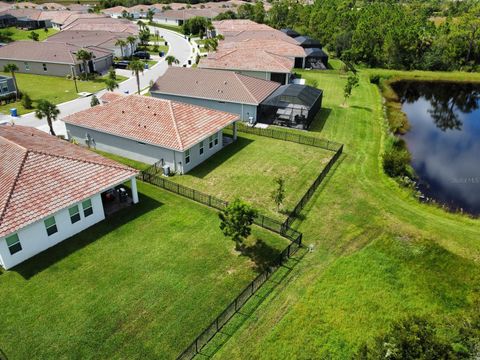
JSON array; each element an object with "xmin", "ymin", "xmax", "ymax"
[{"xmin": 392, "ymin": 81, "xmax": 480, "ymax": 215}]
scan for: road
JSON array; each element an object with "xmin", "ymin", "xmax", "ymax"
[{"xmin": 7, "ymin": 27, "xmax": 194, "ymax": 135}]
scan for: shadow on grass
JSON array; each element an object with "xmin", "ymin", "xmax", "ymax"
[
  {"xmin": 309, "ymin": 107, "xmax": 332, "ymax": 133},
  {"xmin": 239, "ymin": 238, "xmax": 283, "ymax": 272},
  {"xmin": 12, "ymin": 191, "xmax": 163, "ymax": 280},
  {"xmin": 185, "ymin": 136, "xmax": 254, "ymax": 179},
  {"xmin": 350, "ymin": 105, "xmax": 373, "ymax": 113}
]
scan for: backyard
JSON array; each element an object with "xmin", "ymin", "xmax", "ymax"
[
  {"xmin": 0, "ymin": 72, "xmax": 127, "ymax": 115},
  {"xmin": 0, "ymin": 27, "xmax": 59, "ymax": 42},
  {"xmin": 169, "ymin": 132, "xmax": 335, "ymax": 221},
  {"xmin": 0, "ymin": 182, "xmax": 288, "ymax": 359},
  {"xmin": 206, "ymin": 69, "xmax": 480, "ymax": 358}
]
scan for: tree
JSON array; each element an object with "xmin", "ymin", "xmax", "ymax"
[
  {"xmin": 219, "ymin": 199, "xmax": 257, "ymax": 250},
  {"xmin": 126, "ymin": 35, "xmax": 137, "ymax": 58},
  {"xmin": 271, "ymin": 177, "xmax": 286, "ymax": 211},
  {"xmin": 147, "ymin": 8, "xmax": 154, "ymax": 23},
  {"xmin": 165, "ymin": 55, "xmax": 179, "ymax": 66},
  {"xmin": 75, "ymin": 49, "xmax": 92, "ymax": 75},
  {"xmin": 115, "ymin": 39, "xmax": 127, "ymax": 59},
  {"xmin": 105, "ymin": 78, "xmax": 119, "ymax": 92},
  {"xmin": 35, "ymin": 100, "xmax": 60, "ymax": 136},
  {"xmin": 343, "ymin": 72, "xmax": 359, "ymax": 105},
  {"xmin": 90, "ymin": 95, "xmax": 100, "ymax": 107},
  {"xmin": 127, "ymin": 60, "xmax": 144, "ymax": 94},
  {"xmin": 21, "ymin": 93, "xmax": 33, "ymax": 109},
  {"xmin": 28, "ymin": 31, "xmax": 39, "ymax": 41},
  {"xmin": 253, "ymin": 1, "xmax": 266, "ymax": 23},
  {"xmin": 108, "ymin": 67, "xmax": 116, "ymax": 81},
  {"xmin": 138, "ymin": 28, "xmax": 150, "ymax": 48},
  {"xmin": 182, "ymin": 16, "xmax": 210, "ymax": 36},
  {"xmin": 3, "ymin": 63, "xmax": 20, "ymax": 100}
]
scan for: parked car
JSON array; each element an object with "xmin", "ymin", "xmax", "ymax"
[
  {"xmin": 133, "ymin": 51, "xmax": 150, "ymax": 60},
  {"xmin": 113, "ymin": 60, "xmax": 130, "ymax": 69}
]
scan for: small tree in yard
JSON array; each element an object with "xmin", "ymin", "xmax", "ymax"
[
  {"xmin": 271, "ymin": 177, "xmax": 286, "ymax": 212},
  {"xmin": 21, "ymin": 93, "xmax": 33, "ymax": 109},
  {"xmin": 165, "ymin": 55, "xmax": 179, "ymax": 66},
  {"xmin": 90, "ymin": 95, "xmax": 100, "ymax": 107},
  {"xmin": 105, "ymin": 78, "xmax": 119, "ymax": 92},
  {"xmin": 219, "ymin": 199, "xmax": 257, "ymax": 250},
  {"xmin": 35, "ymin": 100, "xmax": 60, "ymax": 136},
  {"xmin": 343, "ymin": 72, "xmax": 359, "ymax": 106},
  {"xmin": 108, "ymin": 67, "xmax": 117, "ymax": 81},
  {"xmin": 28, "ymin": 31, "xmax": 39, "ymax": 41}
]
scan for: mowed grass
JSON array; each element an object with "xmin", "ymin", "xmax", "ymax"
[
  {"xmin": 170, "ymin": 132, "xmax": 335, "ymax": 221},
  {"xmin": 0, "ymin": 182, "xmax": 288, "ymax": 359},
  {"xmin": 1, "ymin": 27, "xmax": 59, "ymax": 41},
  {"xmin": 0, "ymin": 72, "xmax": 128, "ymax": 115},
  {"xmin": 211, "ymin": 70, "xmax": 480, "ymax": 359}
]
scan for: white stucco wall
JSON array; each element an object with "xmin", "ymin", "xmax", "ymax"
[
  {"xmin": 182, "ymin": 130, "xmax": 224, "ymax": 173},
  {"xmin": 152, "ymin": 17, "xmax": 181, "ymax": 25},
  {"xmin": 0, "ymin": 194, "xmax": 105, "ymax": 270},
  {"xmin": 151, "ymin": 92, "xmax": 258, "ymax": 122}
]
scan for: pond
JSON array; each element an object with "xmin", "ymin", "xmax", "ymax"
[{"xmin": 392, "ymin": 81, "xmax": 480, "ymax": 215}]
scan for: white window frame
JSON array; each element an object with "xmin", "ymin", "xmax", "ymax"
[
  {"xmin": 214, "ymin": 132, "xmax": 219, "ymax": 146},
  {"xmin": 69, "ymin": 205, "xmax": 81, "ymax": 224},
  {"xmin": 199, "ymin": 141, "xmax": 204, "ymax": 156},
  {"xmin": 42, "ymin": 63, "xmax": 47, "ymax": 72},
  {"xmin": 44, "ymin": 216, "xmax": 58, "ymax": 236},
  {"xmin": 5, "ymin": 233, "xmax": 22, "ymax": 255},
  {"xmin": 82, "ymin": 199, "xmax": 93, "ymax": 217},
  {"xmin": 24, "ymin": 62, "xmax": 30, "ymax": 71},
  {"xmin": 208, "ymin": 135, "xmax": 213, "ymax": 149}
]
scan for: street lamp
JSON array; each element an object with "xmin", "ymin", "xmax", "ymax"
[{"xmin": 71, "ymin": 65, "xmax": 78, "ymax": 93}]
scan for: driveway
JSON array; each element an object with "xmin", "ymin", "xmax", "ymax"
[{"xmin": 7, "ymin": 27, "xmax": 194, "ymax": 136}]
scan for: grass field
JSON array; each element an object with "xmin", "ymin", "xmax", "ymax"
[
  {"xmin": 209, "ymin": 70, "xmax": 480, "ymax": 359},
  {"xmin": 170, "ymin": 132, "xmax": 335, "ymax": 221},
  {"xmin": 0, "ymin": 27, "xmax": 59, "ymax": 42},
  {"xmin": 0, "ymin": 182, "xmax": 288, "ymax": 359},
  {"xmin": 150, "ymin": 22, "xmax": 184, "ymax": 34},
  {"xmin": 0, "ymin": 73, "xmax": 127, "ymax": 115}
]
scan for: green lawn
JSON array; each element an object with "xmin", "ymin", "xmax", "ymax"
[
  {"xmin": 0, "ymin": 27, "xmax": 59, "ymax": 42},
  {"xmin": 170, "ymin": 132, "xmax": 334, "ymax": 221},
  {"xmin": 210, "ymin": 70, "xmax": 480, "ymax": 359},
  {"xmin": 92, "ymin": 149, "xmax": 150, "ymax": 171},
  {"xmin": 150, "ymin": 22, "xmax": 184, "ymax": 34},
  {"xmin": 0, "ymin": 182, "xmax": 288, "ymax": 359},
  {"xmin": 0, "ymin": 73, "xmax": 127, "ymax": 115}
]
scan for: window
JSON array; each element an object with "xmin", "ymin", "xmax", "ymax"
[
  {"xmin": 209, "ymin": 135, "xmax": 213, "ymax": 149},
  {"xmin": 42, "ymin": 63, "xmax": 47, "ymax": 72},
  {"xmin": 82, "ymin": 199, "xmax": 93, "ymax": 217},
  {"xmin": 5, "ymin": 234, "xmax": 22, "ymax": 255},
  {"xmin": 2, "ymin": 84, "xmax": 7, "ymax": 93},
  {"xmin": 24, "ymin": 62, "xmax": 30, "ymax": 71},
  {"xmin": 44, "ymin": 216, "xmax": 58, "ymax": 236},
  {"xmin": 214, "ymin": 132, "xmax": 219, "ymax": 146},
  {"xmin": 199, "ymin": 141, "xmax": 204, "ymax": 155},
  {"xmin": 69, "ymin": 205, "xmax": 80, "ymax": 224},
  {"xmin": 185, "ymin": 149, "xmax": 190, "ymax": 164}
]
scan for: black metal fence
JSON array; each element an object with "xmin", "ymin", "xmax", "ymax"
[{"xmin": 227, "ymin": 123, "xmax": 343, "ymax": 152}]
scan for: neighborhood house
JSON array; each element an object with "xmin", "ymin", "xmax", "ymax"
[
  {"xmin": 0, "ymin": 125, "xmax": 139, "ymax": 270},
  {"xmin": 63, "ymin": 94, "xmax": 240, "ymax": 174}
]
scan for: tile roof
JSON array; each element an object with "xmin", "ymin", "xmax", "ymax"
[
  {"xmin": 102, "ymin": 5, "xmax": 128, "ymax": 14},
  {"xmin": 154, "ymin": 8, "xmax": 220, "ymax": 21},
  {"xmin": 151, "ymin": 67, "xmax": 280, "ymax": 105},
  {"xmin": 199, "ymin": 48, "xmax": 294, "ymax": 73},
  {"xmin": 38, "ymin": 3, "xmax": 67, "ymax": 10},
  {"xmin": 39, "ymin": 10, "xmax": 83, "ymax": 24},
  {"xmin": 0, "ymin": 8, "xmax": 42, "ymax": 20},
  {"xmin": 0, "ymin": 125, "xmax": 138, "ymax": 238},
  {"xmin": 0, "ymin": 41, "xmax": 111, "ymax": 64},
  {"xmin": 45, "ymin": 30, "xmax": 129, "ymax": 49},
  {"xmin": 10, "ymin": 2, "xmax": 37, "ymax": 9},
  {"xmin": 63, "ymin": 94, "xmax": 239, "ymax": 152},
  {"xmin": 222, "ymin": 29, "xmax": 299, "ymax": 44},
  {"xmin": 99, "ymin": 92, "xmax": 123, "ymax": 104},
  {"xmin": 221, "ymin": 38, "xmax": 306, "ymax": 57},
  {"xmin": 62, "ymin": 17, "xmax": 138, "ymax": 34}
]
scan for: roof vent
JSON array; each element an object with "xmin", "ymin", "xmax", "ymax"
[
  {"xmin": 122, "ymin": 110, "xmax": 125, "ymax": 113},
  {"xmin": 224, "ymin": 81, "xmax": 227, "ymax": 85},
  {"xmin": 147, "ymin": 105, "xmax": 150, "ymax": 109},
  {"xmin": 195, "ymin": 80, "xmax": 199, "ymax": 84},
  {"xmin": 144, "ymin": 125, "xmax": 147, "ymax": 129},
  {"xmin": 153, "ymin": 113, "xmax": 156, "ymax": 116}
]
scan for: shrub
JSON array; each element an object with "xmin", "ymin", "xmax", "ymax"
[
  {"xmin": 383, "ymin": 137, "xmax": 412, "ymax": 178},
  {"xmin": 21, "ymin": 93, "xmax": 33, "ymax": 109},
  {"xmin": 153, "ymin": 44, "xmax": 159, "ymax": 52},
  {"xmin": 369, "ymin": 74, "xmax": 381, "ymax": 84}
]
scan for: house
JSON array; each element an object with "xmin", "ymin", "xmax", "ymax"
[
  {"xmin": 10, "ymin": 2, "xmax": 37, "ymax": 9},
  {"xmin": 294, "ymin": 35, "xmax": 322, "ymax": 49},
  {"xmin": 304, "ymin": 48, "xmax": 329, "ymax": 69},
  {"xmin": 46, "ymin": 30, "xmax": 138, "ymax": 58},
  {"xmin": 63, "ymin": 94, "xmax": 240, "ymax": 174},
  {"xmin": 280, "ymin": 28, "xmax": 300, "ymax": 38},
  {"xmin": 0, "ymin": 13, "xmax": 16, "ymax": 28},
  {"xmin": 61, "ymin": 16, "xmax": 138, "ymax": 34},
  {"xmin": 153, "ymin": 8, "xmax": 221, "ymax": 26},
  {"xmin": 128, "ymin": 4, "xmax": 153, "ymax": 19},
  {"xmin": 151, "ymin": 67, "xmax": 280, "ymax": 123},
  {"xmin": 0, "ymin": 9, "xmax": 49, "ymax": 29},
  {"xmin": 199, "ymin": 47, "xmax": 294, "ymax": 84},
  {"xmin": 102, "ymin": 5, "xmax": 129, "ymax": 19},
  {"xmin": 0, "ymin": 125, "xmax": 139, "ymax": 270},
  {"xmin": 0, "ymin": 41, "xmax": 113, "ymax": 76},
  {"xmin": 38, "ymin": 2, "xmax": 67, "ymax": 11}
]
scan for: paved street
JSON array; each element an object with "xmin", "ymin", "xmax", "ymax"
[{"xmin": 7, "ymin": 27, "xmax": 194, "ymax": 136}]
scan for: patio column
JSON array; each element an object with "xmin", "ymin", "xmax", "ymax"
[
  {"xmin": 131, "ymin": 177, "xmax": 139, "ymax": 204},
  {"xmin": 233, "ymin": 121, "xmax": 238, "ymax": 141}
]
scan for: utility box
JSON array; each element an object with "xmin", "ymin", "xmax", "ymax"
[{"xmin": 162, "ymin": 164, "xmax": 170, "ymax": 177}]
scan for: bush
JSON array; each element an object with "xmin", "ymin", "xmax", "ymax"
[
  {"xmin": 369, "ymin": 74, "xmax": 381, "ymax": 84},
  {"xmin": 153, "ymin": 44, "xmax": 159, "ymax": 52},
  {"xmin": 21, "ymin": 93, "xmax": 33, "ymax": 109},
  {"xmin": 383, "ymin": 137, "xmax": 412, "ymax": 178}
]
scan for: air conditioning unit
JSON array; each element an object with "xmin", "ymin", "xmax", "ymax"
[{"xmin": 162, "ymin": 164, "xmax": 170, "ymax": 177}]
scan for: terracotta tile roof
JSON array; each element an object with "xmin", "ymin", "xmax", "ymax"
[
  {"xmin": 0, "ymin": 8, "xmax": 42, "ymax": 20},
  {"xmin": 199, "ymin": 47, "xmax": 294, "ymax": 73},
  {"xmin": 62, "ymin": 17, "xmax": 138, "ymax": 34},
  {"xmin": 10, "ymin": 2, "xmax": 37, "ymax": 9},
  {"xmin": 221, "ymin": 38, "xmax": 306, "ymax": 57},
  {"xmin": 45, "ymin": 30, "xmax": 129, "ymax": 48},
  {"xmin": 38, "ymin": 3, "xmax": 66, "ymax": 10},
  {"xmin": 222, "ymin": 29, "xmax": 299, "ymax": 44},
  {"xmin": 39, "ymin": 10, "xmax": 82, "ymax": 24},
  {"xmin": 213, "ymin": 19, "xmax": 270, "ymax": 32},
  {"xmin": 0, "ymin": 125, "xmax": 138, "ymax": 238},
  {"xmin": 0, "ymin": 41, "xmax": 112, "ymax": 64},
  {"xmin": 154, "ymin": 8, "xmax": 220, "ymax": 21},
  {"xmin": 102, "ymin": 5, "xmax": 128, "ymax": 14},
  {"xmin": 151, "ymin": 67, "xmax": 280, "ymax": 105},
  {"xmin": 63, "ymin": 94, "xmax": 239, "ymax": 151},
  {"xmin": 99, "ymin": 92, "xmax": 123, "ymax": 104}
]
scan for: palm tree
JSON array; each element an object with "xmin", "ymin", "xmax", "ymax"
[
  {"xmin": 137, "ymin": 20, "xmax": 145, "ymax": 29},
  {"xmin": 165, "ymin": 55, "xmax": 179, "ymax": 66},
  {"xmin": 35, "ymin": 100, "xmax": 60, "ymax": 136},
  {"xmin": 127, "ymin": 60, "xmax": 144, "ymax": 94},
  {"xmin": 105, "ymin": 78, "xmax": 119, "ymax": 92},
  {"xmin": 115, "ymin": 39, "xmax": 127, "ymax": 59},
  {"xmin": 126, "ymin": 35, "xmax": 137, "ymax": 58},
  {"xmin": 75, "ymin": 49, "xmax": 92, "ymax": 75},
  {"xmin": 3, "ymin": 63, "xmax": 20, "ymax": 100}
]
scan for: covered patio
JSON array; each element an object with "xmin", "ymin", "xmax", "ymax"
[
  {"xmin": 258, "ymin": 84, "xmax": 323, "ymax": 130},
  {"xmin": 102, "ymin": 177, "xmax": 139, "ymax": 217}
]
